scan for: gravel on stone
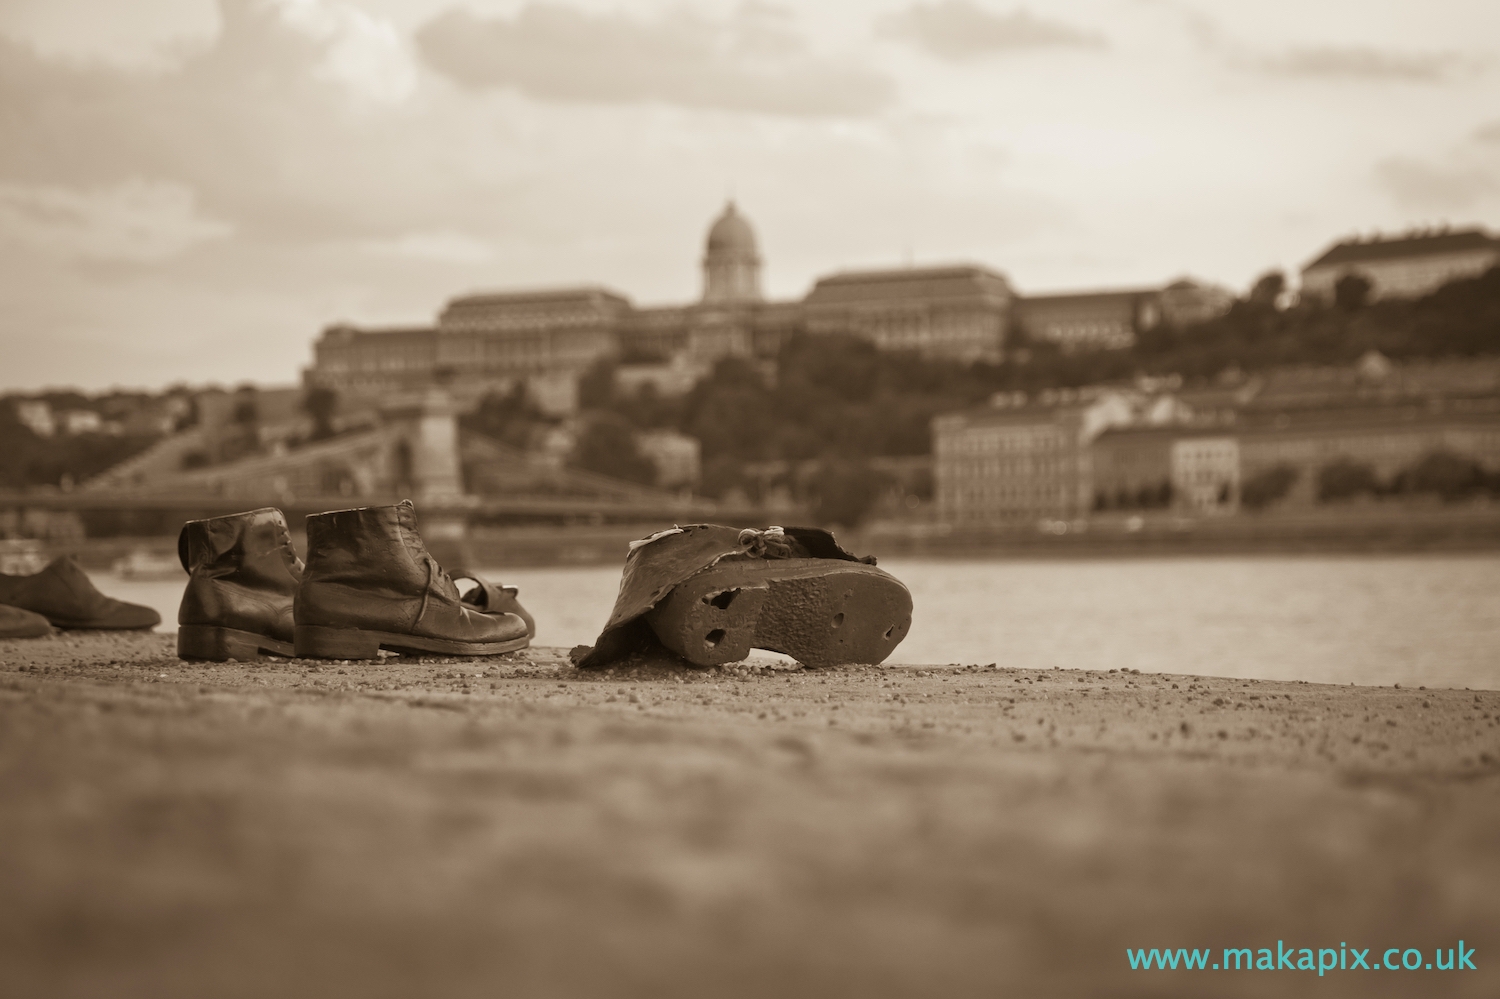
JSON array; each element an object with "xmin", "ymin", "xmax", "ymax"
[{"xmin": 1, "ymin": 631, "xmax": 1497, "ymax": 998}]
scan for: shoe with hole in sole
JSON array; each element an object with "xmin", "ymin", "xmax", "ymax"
[{"xmin": 645, "ymin": 558, "xmax": 912, "ymax": 668}]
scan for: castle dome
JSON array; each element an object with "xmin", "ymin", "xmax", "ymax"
[
  {"xmin": 702, "ymin": 201, "xmax": 762, "ymax": 303},
  {"xmin": 705, "ymin": 201, "xmax": 758, "ymax": 257}
]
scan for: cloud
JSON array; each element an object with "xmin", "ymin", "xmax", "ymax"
[
  {"xmin": 0, "ymin": 179, "xmax": 233, "ymax": 262},
  {"xmin": 266, "ymin": 0, "xmax": 417, "ymax": 104},
  {"xmin": 1260, "ymin": 46, "xmax": 1456, "ymax": 82},
  {"xmin": 0, "ymin": 0, "xmax": 220, "ymax": 73},
  {"xmin": 360, "ymin": 229, "xmax": 494, "ymax": 263},
  {"xmin": 0, "ymin": 4, "xmax": 455, "ymax": 242},
  {"xmin": 415, "ymin": 3, "xmax": 893, "ymax": 116},
  {"xmin": 1156, "ymin": 6, "xmax": 1474, "ymax": 85},
  {"xmin": 1375, "ymin": 157, "xmax": 1497, "ymax": 212},
  {"xmin": 879, "ymin": 2, "xmax": 1104, "ymax": 61}
]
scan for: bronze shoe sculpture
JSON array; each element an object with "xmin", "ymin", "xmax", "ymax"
[
  {"xmin": 457, "ymin": 575, "xmax": 536, "ymax": 639},
  {"xmin": 0, "ymin": 556, "xmax": 160, "ymax": 630},
  {"xmin": 293, "ymin": 500, "xmax": 530, "ymax": 659},
  {"xmin": 177, "ymin": 507, "xmax": 303, "ymax": 660},
  {"xmin": 0, "ymin": 603, "xmax": 53, "ymax": 639},
  {"xmin": 574, "ymin": 525, "xmax": 912, "ymax": 670}
]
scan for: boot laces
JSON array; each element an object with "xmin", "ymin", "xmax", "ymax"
[{"xmin": 737, "ymin": 526, "xmax": 794, "ymax": 559}]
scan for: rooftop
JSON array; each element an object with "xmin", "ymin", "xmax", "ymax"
[
  {"xmin": 1302, "ymin": 227, "xmax": 1500, "ymax": 271},
  {"xmin": 804, "ymin": 265, "xmax": 1012, "ymax": 307},
  {"xmin": 1017, "ymin": 286, "xmax": 1159, "ymax": 307},
  {"xmin": 439, "ymin": 286, "xmax": 634, "ymax": 328}
]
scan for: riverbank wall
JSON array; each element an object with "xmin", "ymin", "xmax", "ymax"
[{"xmin": 29, "ymin": 503, "xmax": 1500, "ymax": 572}]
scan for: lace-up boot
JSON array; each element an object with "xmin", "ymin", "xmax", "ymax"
[
  {"xmin": 176, "ymin": 507, "xmax": 302, "ymax": 660},
  {"xmin": 293, "ymin": 500, "xmax": 529, "ymax": 659}
]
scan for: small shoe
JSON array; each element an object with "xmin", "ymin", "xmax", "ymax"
[
  {"xmin": 293, "ymin": 501, "xmax": 530, "ymax": 659},
  {"xmin": 0, "ymin": 556, "xmax": 160, "ymax": 630},
  {"xmin": 176, "ymin": 507, "xmax": 303, "ymax": 661},
  {"xmin": 457, "ymin": 576, "xmax": 536, "ymax": 639},
  {"xmin": 575, "ymin": 525, "xmax": 912, "ymax": 669},
  {"xmin": 0, "ymin": 604, "xmax": 54, "ymax": 639}
]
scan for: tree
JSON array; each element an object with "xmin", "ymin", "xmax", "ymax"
[
  {"xmin": 808, "ymin": 460, "xmax": 890, "ymax": 528},
  {"xmin": 570, "ymin": 413, "xmax": 657, "ymax": 486},
  {"xmin": 1317, "ymin": 459, "xmax": 1380, "ymax": 502},
  {"xmin": 464, "ymin": 383, "xmax": 551, "ymax": 450},
  {"xmin": 1401, "ymin": 451, "xmax": 1485, "ymax": 501},
  {"xmin": 1249, "ymin": 270, "xmax": 1286, "ymax": 309},
  {"xmin": 1334, "ymin": 272, "xmax": 1372, "ymax": 311},
  {"xmin": 576, "ymin": 357, "xmax": 618, "ymax": 410},
  {"xmin": 1241, "ymin": 465, "xmax": 1298, "ymax": 510},
  {"xmin": 303, "ymin": 386, "xmax": 339, "ymax": 441},
  {"xmin": 231, "ymin": 384, "xmax": 259, "ymax": 425}
]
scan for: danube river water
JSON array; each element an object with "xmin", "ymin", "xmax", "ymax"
[{"xmin": 96, "ymin": 555, "xmax": 1500, "ymax": 690}]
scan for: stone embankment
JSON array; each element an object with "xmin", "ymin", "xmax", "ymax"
[{"xmin": 2, "ymin": 632, "xmax": 1497, "ymax": 998}]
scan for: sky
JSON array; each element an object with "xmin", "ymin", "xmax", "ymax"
[{"xmin": 0, "ymin": 0, "xmax": 1497, "ymax": 392}]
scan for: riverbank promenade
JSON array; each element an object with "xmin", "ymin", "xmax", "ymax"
[{"xmin": 2, "ymin": 632, "xmax": 1496, "ymax": 997}]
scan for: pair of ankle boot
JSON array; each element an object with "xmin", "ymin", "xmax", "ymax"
[{"xmin": 176, "ymin": 500, "xmax": 532, "ymax": 662}]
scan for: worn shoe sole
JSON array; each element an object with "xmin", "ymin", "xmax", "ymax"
[
  {"xmin": 178, "ymin": 624, "xmax": 294, "ymax": 661},
  {"xmin": 293, "ymin": 624, "xmax": 529, "ymax": 660},
  {"xmin": 45, "ymin": 615, "xmax": 160, "ymax": 631},
  {"xmin": 644, "ymin": 559, "xmax": 912, "ymax": 668}
]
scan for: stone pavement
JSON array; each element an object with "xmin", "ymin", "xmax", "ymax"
[{"xmin": 2, "ymin": 631, "xmax": 1497, "ymax": 998}]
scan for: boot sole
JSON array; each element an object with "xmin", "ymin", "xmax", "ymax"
[
  {"xmin": 178, "ymin": 624, "xmax": 294, "ymax": 661},
  {"xmin": 644, "ymin": 560, "xmax": 912, "ymax": 668},
  {"xmin": 293, "ymin": 624, "xmax": 529, "ymax": 660}
]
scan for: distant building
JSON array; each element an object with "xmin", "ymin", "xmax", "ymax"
[
  {"xmin": 57, "ymin": 410, "xmax": 103, "ymax": 435},
  {"xmin": 1013, "ymin": 287, "xmax": 1163, "ymax": 352},
  {"xmin": 1171, "ymin": 436, "xmax": 1239, "ymax": 513},
  {"xmin": 1091, "ymin": 422, "xmax": 1241, "ymax": 514},
  {"xmin": 311, "ymin": 286, "xmax": 627, "ymax": 416},
  {"xmin": 636, "ymin": 429, "xmax": 702, "ymax": 490},
  {"xmin": 1237, "ymin": 404, "xmax": 1500, "ymax": 507},
  {"xmin": 1158, "ymin": 278, "xmax": 1235, "ymax": 327},
  {"xmin": 309, "ymin": 202, "xmax": 1220, "ymax": 416},
  {"xmin": 938, "ymin": 347, "xmax": 1500, "ymax": 521},
  {"xmin": 932, "ymin": 391, "xmax": 1136, "ymax": 525},
  {"xmin": 701, "ymin": 202, "xmax": 762, "ymax": 304},
  {"xmin": 309, "ymin": 204, "xmax": 795, "ymax": 413},
  {"xmin": 1091, "ymin": 426, "xmax": 1176, "ymax": 510},
  {"xmin": 1250, "ymin": 351, "xmax": 1500, "ymax": 412},
  {"xmin": 1300, "ymin": 227, "xmax": 1500, "ymax": 304},
  {"xmin": 802, "ymin": 265, "xmax": 1013, "ymax": 363},
  {"xmin": 13, "ymin": 400, "xmax": 54, "ymax": 437}
]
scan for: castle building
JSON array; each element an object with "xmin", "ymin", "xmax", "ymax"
[
  {"xmin": 802, "ymin": 266, "xmax": 1012, "ymax": 364},
  {"xmin": 1008, "ymin": 277, "xmax": 1234, "ymax": 353},
  {"xmin": 1012, "ymin": 288, "xmax": 1161, "ymax": 352},
  {"xmin": 701, "ymin": 202, "xmax": 762, "ymax": 304},
  {"xmin": 1299, "ymin": 227, "xmax": 1500, "ymax": 304},
  {"xmin": 307, "ymin": 202, "xmax": 1227, "ymax": 413}
]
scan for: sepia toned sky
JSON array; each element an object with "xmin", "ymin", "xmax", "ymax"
[{"xmin": 1, "ymin": 0, "xmax": 1497, "ymax": 391}]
